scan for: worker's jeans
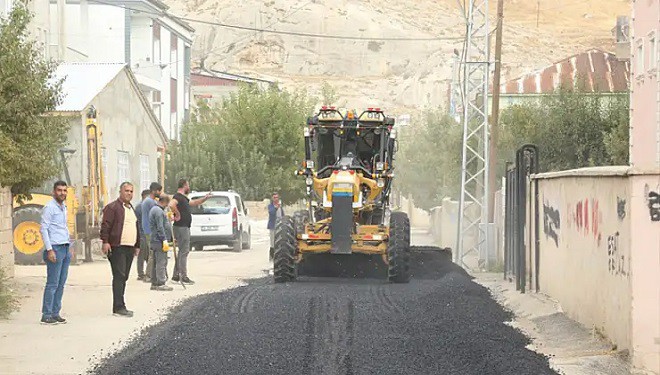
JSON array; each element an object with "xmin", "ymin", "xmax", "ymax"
[
  {"xmin": 150, "ymin": 241, "xmax": 168, "ymax": 286},
  {"xmin": 136, "ymin": 234, "xmax": 149, "ymax": 278},
  {"xmin": 144, "ymin": 234, "xmax": 153, "ymax": 279},
  {"xmin": 41, "ymin": 244, "xmax": 71, "ymax": 319},
  {"xmin": 172, "ymin": 226, "xmax": 190, "ymax": 279}
]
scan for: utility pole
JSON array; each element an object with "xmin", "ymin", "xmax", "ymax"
[
  {"xmin": 488, "ymin": 0, "xmax": 504, "ymax": 223},
  {"xmin": 536, "ymin": 0, "xmax": 540, "ymax": 28}
]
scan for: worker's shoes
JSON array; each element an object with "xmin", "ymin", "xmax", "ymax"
[
  {"xmin": 40, "ymin": 317, "xmax": 58, "ymax": 325},
  {"xmin": 151, "ymin": 284, "xmax": 173, "ymax": 291},
  {"xmin": 53, "ymin": 315, "xmax": 67, "ymax": 324},
  {"xmin": 181, "ymin": 277, "xmax": 195, "ymax": 285},
  {"xmin": 113, "ymin": 308, "xmax": 134, "ymax": 318}
]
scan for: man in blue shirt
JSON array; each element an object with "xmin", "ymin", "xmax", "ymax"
[
  {"xmin": 141, "ymin": 182, "xmax": 162, "ymax": 283},
  {"xmin": 40, "ymin": 181, "xmax": 72, "ymax": 325},
  {"xmin": 267, "ymin": 192, "xmax": 284, "ymax": 261},
  {"xmin": 134, "ymin": 189, "xmax": 150, "ymax": 281}
]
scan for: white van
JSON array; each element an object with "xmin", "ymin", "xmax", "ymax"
[{"xmin": 188, "ymin": 191, "xmax": 251, "ymax": 252}]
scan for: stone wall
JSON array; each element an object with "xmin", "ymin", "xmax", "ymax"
[{"xmin": 0, "ymin": 187, "xmax": 13, "ymax": 277}]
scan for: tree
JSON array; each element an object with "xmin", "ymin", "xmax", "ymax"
[
  {"xmin": 396, "ymin": 108, "xmax": 463, "ymax": 210},
  {"xmin": 0, "ymin": 4, "xmax": 66, "ymax": 195},
  {"xmin": 165, "ymin": 84, "xmax": 316, "ymax": 203},
  {"xmin": 497, "ymin": 87, "xmax": 630, "ymax": 174}
]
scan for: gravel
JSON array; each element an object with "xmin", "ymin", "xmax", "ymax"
[{"xmin": 89, "ymin": 247, "xmax": 557, "ymax": 375}]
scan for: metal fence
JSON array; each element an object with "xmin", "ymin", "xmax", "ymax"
[{"xmin": 504, "ymin": 144, "xmax": 539, "ymax": 293}]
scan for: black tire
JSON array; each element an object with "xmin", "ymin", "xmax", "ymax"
[
  {"xmin": 194, "ymin": 244, "xmax": 204, "ymax": 252},
  {"xmin": 273, "ymin": 216, "xmax": 297, "ymax": 283},
  {"xmin": 387, "ymin": 211, "xmax": 411, "ymax": 283},
  {"xmin": 13, "ymin": 206, "xmax": 46, "ymax": 265},
  {"xmin": 242, "ymin": 229, "xmax": 251, "ymax": 250}
]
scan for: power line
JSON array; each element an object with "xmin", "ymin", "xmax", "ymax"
[{"xmin": 88, "ymin": 0, "xmax": 463, "ymax": 42}]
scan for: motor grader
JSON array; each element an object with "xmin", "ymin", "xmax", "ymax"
[{"xmin": 272, "ymin": 107, "xmax": 411, "ymax": 283}]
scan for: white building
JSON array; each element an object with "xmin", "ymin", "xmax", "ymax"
[{"xmin": 2, "ymin": 0, "xmax": 194, "ymax": 141}]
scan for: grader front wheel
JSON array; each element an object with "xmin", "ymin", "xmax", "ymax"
[
  {"xmin": 387, "ymin": 212, "xmax": 411, "ymax": 283},
  {"xmin": 273, "ymin": 216, "xmax": 298, "ymax": 283}
]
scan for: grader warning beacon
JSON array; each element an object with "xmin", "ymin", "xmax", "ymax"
[{"xmin": 272, "ymin": 107, "xmax": 411, "ymax": 283}]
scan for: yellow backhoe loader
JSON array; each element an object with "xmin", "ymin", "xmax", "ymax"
[{"xmin": 12, "ymin": 106, "xmax": 108, "ymax": 265}]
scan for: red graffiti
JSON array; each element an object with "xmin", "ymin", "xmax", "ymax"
[{"xmin": 572, "ymin": 198, "xmax": 602, "ymax": 245}]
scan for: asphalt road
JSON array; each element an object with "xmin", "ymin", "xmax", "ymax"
[{"xmin": 90, "ymin": 247, "xmax": 557, "ymax": 375}]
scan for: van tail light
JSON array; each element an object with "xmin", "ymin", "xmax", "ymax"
[{"xmin": 232, "ymin": 207, "xmax": 238, "ymax": 231}]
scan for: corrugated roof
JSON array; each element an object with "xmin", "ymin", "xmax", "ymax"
[
  {"xmin": 52, "ymin": 63, "xmax": 125, "ymax": 112},
  {"xmin": 497, "ymin": 49, "xmax": 630, "ymax": 95}
]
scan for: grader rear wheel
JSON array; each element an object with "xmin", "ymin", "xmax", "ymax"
[{"xmin": 13, "ymin": 206, "xmax": 46, "ymax": 265}]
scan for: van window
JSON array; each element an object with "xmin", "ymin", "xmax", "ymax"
[
  {"xmin": 190, "ymin": 196, "xmax": 231, "ymax": 215},
  {"xmin": 234, "ymin": 196, "xmax": 243, "ymax": 214}
]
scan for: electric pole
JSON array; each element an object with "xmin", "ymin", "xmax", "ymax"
[{"xmin": 488, "ymin": 0, "xmax": 504, "ymax": 224}]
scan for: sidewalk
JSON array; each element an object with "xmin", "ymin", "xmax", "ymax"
[{"xmin": 0, "ymin": 225, "xmax": 272, "ymax": 375}]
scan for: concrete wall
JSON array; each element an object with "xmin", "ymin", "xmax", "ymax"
[
  {"xmin": 629, "ymin": 173, "xmax": 660, "ymax": 373},
  {"xmin": 399, "ymin": 195, "xmax": 430, "ymax": 228},
  {"xmin": 528, "ymin": 167, "xmax": 660, "ymax": 374},
  {"xmin": 0, "ymin": 187, "xmax": 13, "ymax": 277},
  {"xmin": 532, "ymin": 169, "xmax": 632, "ymax": 351}
]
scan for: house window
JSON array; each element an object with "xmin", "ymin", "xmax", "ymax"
[
  {"xmin": 140, "ymin": 154, "xmax": 150, "ymax": 192},
  {"xmin": 152, "ymin": 22, "xmax": 161, "ymax": 64},
  {"xmin": 170, "ymin": 78, "xmax": 177, "ymax": 113},
  {"xmin": 153, "ymin": 90, "xmax": 161, "ymax": 121},
  {"xmin": 636, "ymin": 41, "xmax": 645, "ymax": 74},
  {"xmin": 117, "ymin": 151, "xmax": 130, "ymax": 188},
  {"xmin": 649, "ymin": 32, "xmax": 656, "ymax": 71}
]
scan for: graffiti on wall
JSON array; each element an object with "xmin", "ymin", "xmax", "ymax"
[
  {"xmin": 543, "ymin": 202, "xmax": 560, "ymax": 247},
  {"xmin": 646, "ymin": 187, "xmax": 659, "ymax": 222},
  {"xmin": 570, "ymin": 198, "xmax": 603, "ymax": 245},
  {"xmin": 606, "ymin": 232, "xmax": 627, "ymax": 277},
  {"xmin": 616, "ymin": 197, "xmax": 626, "ymax": 221}
]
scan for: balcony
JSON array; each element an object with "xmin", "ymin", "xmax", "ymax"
[{"xmin": 132, "ymin": 60, "xmax": 163, "ymax": 90}]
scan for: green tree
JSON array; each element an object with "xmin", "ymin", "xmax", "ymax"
[
  {"xmin": 165, "ymin": 84, "xmax": 315, "ymax": 203},
  {"xmin": 396, "ymin": 108, "xmax": 463, "ymax": 210},
  {"xmin": 498, "ymin": 87, "xmax": 630, "ymax": 173},
  {"xmin": 0, "ymin": 4, "xmax": 67, "ymax": 195}
]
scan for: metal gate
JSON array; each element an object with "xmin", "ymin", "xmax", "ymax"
[{"xmin": 503, "ymin": 144, "xmax": 539, "ymax": 293}]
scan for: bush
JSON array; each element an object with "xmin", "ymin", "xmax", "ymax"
[{"xmin": 0, "ymin": 266, "xmax": 18, "ymax": 319}]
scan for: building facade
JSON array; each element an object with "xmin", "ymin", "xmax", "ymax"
[
  {"xmin": 45, "ymin": 0, "xmax": 193, "ymax": 141},
  {"xmin": 51, "ymin": 63, "xmax": 167, "ymax": 204},
  {"xmin": 631, "ymin": 0, "xmax": 660, "ymax": 168}
]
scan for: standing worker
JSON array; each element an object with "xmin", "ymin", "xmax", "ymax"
[
  {"xmin": 100, "ymin": 182, "xmax": 140, "ymax": 317},
  {"xmin": 134, "ymin": 189, "xmax": 150, "ymax": 282},
  {"xmin": 140, "ymin": 183, "xmax": 162, "ymax": 283},
  {"xmin": 39, "ymin": 181, "xmax": 72, "ymax": 325},
  {"xmin": 267, "ymin": 192, "xmax": 284, "ymax": 261},
  {"xmin": 169, "ymin": 179, "xmax": 210, "ymax": 285},
  {"xmin": 149, "ymin": 194, "xmax": 174, "ymax": 291}
]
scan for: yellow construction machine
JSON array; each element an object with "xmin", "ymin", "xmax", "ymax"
[
  {"xmin": 12, "ymin": 106, "xmax": 108, "ymax": 265},
  {"xmin": 273, "ymin": 107, "xmax": 411, "ymax": 283}
]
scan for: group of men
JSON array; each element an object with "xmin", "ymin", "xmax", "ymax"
[{"xmin": 39, "ymin": 178, "xmax": 209, "ymax": 324}]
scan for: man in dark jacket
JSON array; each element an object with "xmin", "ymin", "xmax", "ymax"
[
  {"xmin": 267, "ymin": 192, "xmax": 284, "ymax": 261},
  {"xmin": 100, "ymin": 182, "xmax": 140, "ymax": 317}
]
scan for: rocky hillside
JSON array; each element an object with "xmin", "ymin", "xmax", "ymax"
[{"xmin": 165, "ymin": 0, "xmax": 631, "ymax": 115}]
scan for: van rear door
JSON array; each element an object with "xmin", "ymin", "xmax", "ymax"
[{"xmin": 189, "ymin": 195, "xmax": 234, "ymax": 237}]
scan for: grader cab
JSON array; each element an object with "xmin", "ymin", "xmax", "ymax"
[{"xmin": 272, "ymin": 107, "xmax": 411, "ymax": 283}]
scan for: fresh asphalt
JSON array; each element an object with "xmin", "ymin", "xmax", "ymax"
[{"xmin": 89, "ymin": 247, "xmax": 557, "ymax": 375}]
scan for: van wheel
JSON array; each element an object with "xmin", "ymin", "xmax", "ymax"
[
  {"xmin": 194, "ymin": 244, "xmax": 203, "ymax": 252},
  {"xmin": 242, "ymin": 230, "xmax": 251, "ymax": 250}
]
